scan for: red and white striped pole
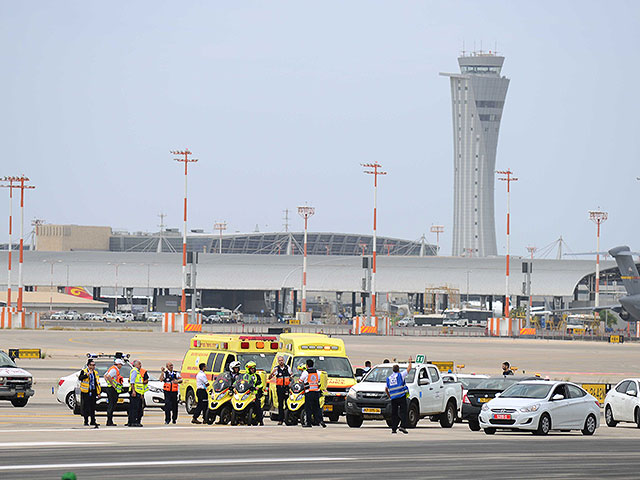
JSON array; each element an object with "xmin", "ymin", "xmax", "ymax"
[
  {"xmin": 171, "ymin": 150, "xmax": 198, "ymax": 313},
  {"xmin": 1, "ymin": 178, "xmax": 15, "ymax": 307},
  {"xmin": 362, "ymin": 163, "xmax": 387, "ymax": 325},
  {"xmin": 297, "ymin": 206, "xmax": 315, "ymax": 313},
  {"xmin": 497, "ymin": 169, "xmax": 517, "ymax": 318},
  {"xmin": 589, "ymin": 210, "xmax": 608, "ymax": 308}
]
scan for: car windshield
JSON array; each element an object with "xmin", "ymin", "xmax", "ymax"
[
  {"xmin": 500, "ymin": 383, "xmax": 553, "ymax": 399},
  {"xmin": 474, "ymin": 377, "xmax": 521, "ymax": 391},
  {"xmin": 459, "ymin": 377, "xmax": 488, "ymax": 390},
  {"xmin": 363, "ymin": 366, "xmax": 412, "ymax": 383},
  {"xmin": 237, "ymin": 353, "xmax": 274, "ymax": 372},
  {"xmin": 292, "ymin": 356, "xmax": 354, "ymax": 379},
  {"xmin": 0, "ymin": 351, "xmax": 17, "ymax": 368}
]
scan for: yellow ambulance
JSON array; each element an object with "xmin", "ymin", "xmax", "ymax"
[
  {"xmin": 268, "ymin": 333, "xmax": 356, "ymax": 422},
  {"xmin": 180, "ymin": 334, "xmax": 279, "ymax": 414}
]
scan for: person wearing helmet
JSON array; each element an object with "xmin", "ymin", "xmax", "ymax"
[
  {"xmin": 229, "ymin": 361, "xmax": 242, "ymax": 383},
  {"xmin": 242, "ymin": 361, "xmax": 264, "ymax": 426}
]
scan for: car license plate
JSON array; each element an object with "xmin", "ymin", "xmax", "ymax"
[
  {"xmin": 362, "ymin": 407, "xmax": 381, "ymax": 414},
  {"xmin": 493, "ymin": 414, "xmax": 511, "ymax": 420},
  {"xmin": 16, "ymin": 392, "xmax": 24, "ymax": 398},
  {"xmin": 479, "ymin": 397, "xmax": 491, "ymax": 403},
  {"xmin": 323, "ymin": 405, "xmax": 333, "ymax": 412},
  {"xmin": 117, "ymin": 398, "xmax": 125, "ymax": 403}
]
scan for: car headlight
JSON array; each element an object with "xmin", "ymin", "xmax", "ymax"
[
  {"xmin": 520, "ymin": 404, "xmax": 540, "ymax": 413},
  {"xmin": 347, "ymin": 388, "xmax": 357, "ymax": 400},
  {"xmin": 0, "ymin": 377, "xmax": 5, "ymax": 385},
  {"xmin": 481, "ymin": 403, "xmax": 490, "ymax": 411}
]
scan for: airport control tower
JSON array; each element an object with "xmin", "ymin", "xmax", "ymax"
[{"xmin": 441, "ymin": 52, "xmax": 510, "ymax": 257}]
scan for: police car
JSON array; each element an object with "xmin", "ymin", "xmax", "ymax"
[
  {"xmin": 0, "ymin": 350, "xmax": 34, "ymax": 407},
  {"xmin": 56, "ymin": 353, "xmax": 164, "ymax": 414}
]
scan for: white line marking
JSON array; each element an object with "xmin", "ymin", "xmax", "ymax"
[
  {"xmin": 0, "ymin": 442, "xmax": 110, "ymax": 448},
  {"xmin": 0, "ymin": 457, "xmax": 352, "ymax": 471}
]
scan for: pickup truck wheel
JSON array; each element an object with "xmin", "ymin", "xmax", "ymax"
[
  {"xmin": 11, "ymin": 398, "xmax": 28, "ymax": 407},
  {"xmin": 407, "ymin": 401, "xmax": 419, "ymax": 429},
  {"xmin": 439, "ymin": 400, "xmax": 456, "ymax": 428},
  {"xmin": 346, "ymin": 414, "xmax": 363, "ymax": 428}
]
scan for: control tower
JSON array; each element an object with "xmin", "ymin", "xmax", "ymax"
[{"xmin": 441, "ymin": 52, "xmax": 510, "ymax": 257}]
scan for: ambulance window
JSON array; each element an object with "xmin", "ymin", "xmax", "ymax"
[
  {"xmin": 206, "ymin": 354, "xmax": 217, "ymax": 372},
  {"xmin": 224, "ymin": 354, "xmax": 236, "ymax": 371},
  {"xmin": 213, "ymin": 353, "xmax": 225, "ymax": 373}
]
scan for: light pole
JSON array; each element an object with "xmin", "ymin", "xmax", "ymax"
[
  {"xmin": 466, "ymin": 270, "xmax": 471, "ymax": 304},
  {"xmin": 171, "ymin": 149, "xmax": 198, "ymax": 313},
  {"xmin": 526, "ymin": 246, "xmax": 536, "ymax": 324},
  {"xmin": 297, "ymin": 206, "xmax": 315, "ymax": 313},
  {"xmin": 43, "ymin": 259, "xmax": 61, "ymax": 313},
  {"xmin": 108, "ymin": 262, "xmax": 126, "ymax": 313},
  {"xmin": 214, "ymin": 221, "xmax": 227, "ymax": 254},
  {"xmin": 362, "ymin": 162, "xmax": 387, "ymax": 323},
  {"xmin": 430, "ymin": 225, "xmax": 444, "ymax": 255},
  {"xmin": 0, "ymin": 177, "xmax": 16, "ymax": 307},
  {"xmin": 589, "ymin": 210, "xmax": 608, "ymax": 308},
  {"xmin": 497, "ymin": 169, "xmax": 518, "ymax": 318}
]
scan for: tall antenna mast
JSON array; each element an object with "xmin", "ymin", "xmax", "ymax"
[{"xmin": 282, "ymin": 209, "xmax": 290, "ymax": 232}]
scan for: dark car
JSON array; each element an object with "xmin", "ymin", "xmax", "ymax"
[{"xmin": 463, "ymin": 375, "xmax": 538, "ymax": 431}]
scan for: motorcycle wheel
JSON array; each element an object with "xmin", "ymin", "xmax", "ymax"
[
  {"xmin": 230, "ymin": 410, "xmax": 238, "ymax": 426},
  {"xmin": 284, "ymin": 409, "xmax": 297, "ymax": 426},
  {"xmin": 246, "ymin": 404, "xmax": 256, "ymax": 426},
  {"xmin": 218, "ymin": 404, "xmax": 232, "ymax": 425}
]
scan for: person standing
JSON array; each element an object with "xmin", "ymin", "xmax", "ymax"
[
  {"xmin": 502, "ymin": 362, "xmax": 514, "ymax": 375},
  {"xmin": 127, "ymin": 360, "xmax": 145, "ymax": 427},
  {"xmin": 138, "ymin": 366, "xmax": 150, "ymax": 423},
  {"xmin": 300, "ymin": 359, "xmax": 326, "ymax": 428},
  {"xmin": 104, "ymin": 358, "xmax": 124, "ymax": 426},
  {"xmin": 363, "ymin": 361, "xmax": 372, "ymax": 374},
  {"xmin": 243, "ymin": 361, "xmax": 264, "ymax": 426},
  {"xmin": 191, "ymin": 362, "xmax": 209, "ymax": 424},
  {"xmin": 268, "ymin": 355, "xmax": 292, "ymax": 425},
  {"xmin": 385, "ymin": 357, "xmax": 412, "ymax": 434},
  {"xmin": 161, "ymin": 362, "xmax": 182, "ymax": 424},
  {"xmin": 78, "ymin": 358, "xmax": 101, "ymax": 428}
]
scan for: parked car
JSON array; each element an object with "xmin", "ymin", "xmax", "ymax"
[
  {"xmin": 64, "ymin": 311, "xmax": 81, "ymax": 321},
  {"xmin": 345, "ymin": 362, "xmax": 462, "ymax": 429},
  {"xmin": 396, "ymin": 318, "xmax": 416, "ymax": 327},
  {"xmin": 463, "ymin": 375, "xmax": 538, "ymax": 431},
  {"xmin": 50, "ymin": 311, "xmax": 67, "ymax": 320},
  {"xmin": 442, "ymin": 373, "xmax": 490, "ymax": 421},
  {"xmin": 145, "ymin": 312, "xmax": 163, "ymax": 323},
  {"xmin": 0, "ymin": 350, "xmax": 34, "ymax": 407},
  {"xmin": 56, "ymin": 354, "xmax": 164, "ymax": 413},
  {"xmin": 605, "ymin": 378, "xmax": 640, "ymax": 427},
  {"xmin": 478, "ymin": 380, "xmax": 600, "ymax": 435}
]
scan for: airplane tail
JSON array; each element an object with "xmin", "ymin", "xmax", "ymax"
[{"xmin": 609, "ymin": 246, "xmax": 640, "ymax": 296}]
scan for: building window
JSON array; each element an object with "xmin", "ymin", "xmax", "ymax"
[{"xmin": 475, "ymin": 100, "xmax": 504, "ymax": 108}]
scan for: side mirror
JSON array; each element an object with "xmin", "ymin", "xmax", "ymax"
[
  {"xmin": 552, "ymin": 394, "xmax": 565, "ymax": 401},
  {"xmin": 628, "ymin": 390, "xmax": 637, "ymax": 397}
]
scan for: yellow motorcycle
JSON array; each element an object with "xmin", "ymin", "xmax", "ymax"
[
  {"xmin": 230, "ymin": 377, "xmax": 265, "ymax": 426},
  {"xmin": 284, "ymin": 379, "xmax": 325, "ymax": 426},
  {"xmin": 205, "ymin": 372, "xmax": 234, "ymax": 425}
]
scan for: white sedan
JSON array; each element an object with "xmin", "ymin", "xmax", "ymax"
[
  {"xmin": 605, "ymin": 378, "xmax": 640, "ymax": 427},
  {"xmin": 478, "ymin": 380, "xmax": 600, "ymax": 435},
  {"xmin": 57, "ymin": 362, "xmax": 165, "ymax": 413}
]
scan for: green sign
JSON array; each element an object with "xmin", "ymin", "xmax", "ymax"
[{"xmin": 415, "ymin": 354, "xmax": 425, "ymax": 363}]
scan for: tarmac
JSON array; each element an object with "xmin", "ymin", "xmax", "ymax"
[{"xmin": 2, "ymin": 329, "xmax": 640, "ymax": 478}]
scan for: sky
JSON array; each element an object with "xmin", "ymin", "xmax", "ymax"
[{"xmin": 1, "ymin": 1, "xmax": 639, "ymax": 257}]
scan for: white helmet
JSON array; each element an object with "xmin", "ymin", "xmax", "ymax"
[{"xmin": 230, "ymin": 361, "xmax": 241, "ymax": 371}]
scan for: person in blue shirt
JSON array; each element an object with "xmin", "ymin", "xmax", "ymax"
[{"xmin": 385, "ymin": 357, "xmax": 412, "ymax": 434}]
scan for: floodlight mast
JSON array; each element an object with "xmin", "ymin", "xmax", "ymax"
[
  {"xmin": 497, "ymin": 169, "xmax": 517, "ymax": 318},
  {"xmin": 589, "ymin": 210, "xmax": 608, "ymax": 308},
  {"xmin": 297, "ymin": 206, "xmax": 315, "ymax": 313}
]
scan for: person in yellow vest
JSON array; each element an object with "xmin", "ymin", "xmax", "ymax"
[
  {"xmin": 78, "ymin": 358, "xmax": 101, "ymax": 428},
  {"xmin": 299, "ymin": 359, "xmax": 326, "ymax": 428},
  {"xmin": 139, "ymin": 366, "xmax": 150, "ymax": 423},
  {"xmin": 161, "ymin": 362, "xmax": 182, "ymax": 424},
  {"xmin": 127, "ymin": 360, "xmax": 146, "ymax": 427},
  {"xmin": 104, "ymin": 358, "xmax": 124, "ymax": 426}
]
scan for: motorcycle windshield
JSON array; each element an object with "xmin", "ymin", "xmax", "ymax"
[
  {"xmin": 234, "ymin": 379, "xmax": 254, "ymax": 394},
  {"xmin": 290, "ymin": 382, "xmax": 304, "ymax": 394},
  {"xmin": 213, "ymin": 373, "xmax": 233, "ymax": 392}
]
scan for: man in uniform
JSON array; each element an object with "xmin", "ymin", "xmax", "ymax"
[
  {"xmin": 243, "ymin": 361, "xmax": 264, "ymax": 426},
  {"xmin": 161, "ymin": 362, "xmax": 182, "ymax": 424},
  {"xmin": 385, "ymin": 357, "xmax": 412, "ymax": 434},
  {"xmin": 268, "ymin": 355, "xmax": 292, "ymax": 425},
  {"xmin": 300, "ymin": 359, "xmax": 326, "ymax": 428},
  {"xmin": 191, "ymin": 362, "xmax": 209, "ymax": 424},
  {"xmin": 104, "ymin": 358, "xmax": 124, "ymax": 426},
  {"xmin": 127, "ymin": 359, "xmax": 145, "ymax": 427},
  {"xmin": 78, "ymin": 358, "xmax": 101, "ymax": 428}
]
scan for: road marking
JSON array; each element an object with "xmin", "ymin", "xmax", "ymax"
[
  {"xmin": 0, "ymin": 456, "xmax": 352, "ymax": 471},
  {"xmin": 0, "ymin": 441, "xmax": 111, "ymax": 448}
]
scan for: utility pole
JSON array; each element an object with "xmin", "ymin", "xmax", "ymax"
[
  {"xmin": 362, "ymin": 162, "xmax": 387, "ymax": 324},
  {"xmin": 497, "ymin": 169, "xmax": 517, "ymax": 318},
  {"xmin": 430, "ymin": 225, "xmax": 444, "ymax": 255},
  {"xmin": 589, "ymin": 210, "xmax": 608, "ymax": 308},
  {"xmin": 157, "ymin": 212, "xmax": 167, "ymax": 253},
  {"xmin": 1, "ymin": 177, "xmax": 16, "ymax": 307},
  {"xmin": 171, "ymin": 149, "xmax": 198, "ymax": 313},
  {"xmin": 214, "ymin": 221, "xmax": 227, "ymax": 254},
  {"xmin": 297, "ymin": 206, "xmax": 315, "ymax": 314}
]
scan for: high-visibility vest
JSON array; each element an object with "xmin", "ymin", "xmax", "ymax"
[
  {"xmin": 130, "ymin": 367, "xmax": 146, "ymax": 395},
  {"xmin": 163, "ymin": 370, "xmax": 179, "ymax": 392},
  {"xmin": 106, "ymin": 365, "xmax": 123, "ymax": 393},
  {"xmin": 79, "ymin": 368, "xmax": 101, "ymax": 395},
  {"xmin": 305, "ymin": 369, "xmax": 320, "ymax": 393},
  {"xmin": 386, "ymin": 372, "xmax": 408, "ymax": 400},
  {"xmin": 273, "ymin": 365, "xmax": 291, "ymax": 387}
]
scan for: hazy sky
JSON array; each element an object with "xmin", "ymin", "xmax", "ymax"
[{"xmin": 2, "ymin": 1, "xmax": 639, "ymax": 257}]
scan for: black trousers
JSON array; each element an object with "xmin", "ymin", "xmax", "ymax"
[
  {"xmin": 390, "ymin": 396, "xmax": 408, "ymax": 431},
  {"xmin": 81, "ymin": 391, "xmax": 97, "ymax": 424},
  {"xmin": 192, "ymin": 389, "xmax": 208, "ymax": 420},
  {"xmin": 164, "ymin": 391, "xmax": 178, "ymax": 423},
  {"xmin": 276, "ymin": 386, "xmax": 288, "ymax": 421},
  {"xmin": 304, "ymin": 391, "xmax": 323, "ymax": 426},
  {"xmin": 104, "ymin": 387, "xmax": 118, "ymax": 423},
  {"xmin": 128, "ymin": 394, "xmax": 142, "ymax": 425},
  {"xmin": 253, "ymin": 393, "xmax": 263, "ymax": 424}
]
